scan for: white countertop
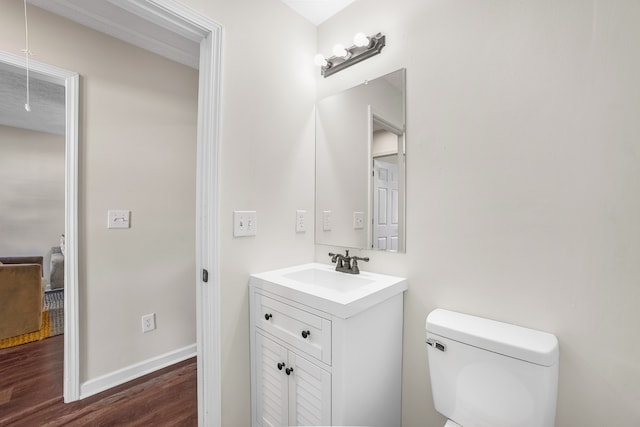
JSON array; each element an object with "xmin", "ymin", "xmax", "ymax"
[{"xmin": 250, "ymin": 263, "xmax": 407, "ymax": 318}]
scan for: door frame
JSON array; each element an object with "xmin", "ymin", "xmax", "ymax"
[
  {"xmin": 6, "ymin": 0, "xmax": 223, "ymax": 425},
  {"xmin": 107, "ymin": 3, "xmax": 224, "ymax": 426},
  {"xmin": 0, "ymin": 49, "xmax": 81, "ymax": 400},
  {"xmin": 367, "ymin": 106, "xmax": 405, "ymax": 253}
]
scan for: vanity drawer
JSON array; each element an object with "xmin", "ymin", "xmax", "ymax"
[{"xmin": 255, "ymin": 292, "xmax": 332, "ymax": 365}]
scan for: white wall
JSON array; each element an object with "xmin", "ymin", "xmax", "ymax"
[
  {"xmin": 0, "ymin": 124, "xmax": 64, "ymax": 280},
  {"xmin": 316, "ymin": 0, "xmax": 640, "ymax": 426}
]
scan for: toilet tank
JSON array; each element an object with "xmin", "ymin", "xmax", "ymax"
[{"xmin": 425, "ymin": 309, "xmax": 559, "ymax": 427}]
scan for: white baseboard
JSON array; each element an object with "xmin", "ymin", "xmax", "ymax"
[{"xmin": 79, "ymin": 343, "xmax": 196, "ymax": 399}]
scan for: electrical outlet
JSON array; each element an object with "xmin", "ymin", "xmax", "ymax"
[
  {"xmin": 296, "ymin": 210, "xmax": 306, "ymax": 233},
  {"xmin": 142, "ymin": 313, "xmax": 156, "ymax": 333},
  {"xmin": 322, "ymin": 210, "xmax": 332, "ymax": 231},
  {"xmin": 353, "ymin": 211, "xmax": 365, "ymax": 229}
]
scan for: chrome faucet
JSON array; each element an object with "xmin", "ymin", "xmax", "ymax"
[{"xmin": 328, "ymin": 250, "xmax": 369, "ymax": 274}]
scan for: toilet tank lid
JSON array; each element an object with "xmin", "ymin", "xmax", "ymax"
[{"xmin": 426, "ymin": 309, "xmax": 559, "ymax": 367}]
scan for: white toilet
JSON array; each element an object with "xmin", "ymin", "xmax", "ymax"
[{"xmin": 425, "ymin": 309, "xmax": 559, "ymax": 427}]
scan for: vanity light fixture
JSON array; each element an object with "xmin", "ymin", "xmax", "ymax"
[
  {"xmin": 332, "ymin": 44, "xmax": 348, "ymax": 58},
  {"xmin": 314, "ymin": 32, "xmax": 386, "ymax": 78}
]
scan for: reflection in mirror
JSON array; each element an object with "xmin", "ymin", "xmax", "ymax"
[
  {"xmin": 316, "ymin": 68, "xmax": 406, "ymax": 252},
  {"xmin": 370, "ymin": 112, "xmax": 405, "ymax": 252}
]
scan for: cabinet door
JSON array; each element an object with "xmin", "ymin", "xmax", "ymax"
[
  {"xmin": 288, "ymin": 352, "xmax": 331, "ymax": 426},
  {"xmin": 255, "ymin": 333, "xmax": 289, "ymax": 427}
]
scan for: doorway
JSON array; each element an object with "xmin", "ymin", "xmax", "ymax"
[
  {"xmin": 369, "ymin": 112, "xmax": 405, "ymax": 253},
  {"xmin": 0, "ymin": 48, "xmax": 80, "ymax": 399},
  {"xmin": 4, "ymin": 1, "xmax": 223, "ymax": 425}
]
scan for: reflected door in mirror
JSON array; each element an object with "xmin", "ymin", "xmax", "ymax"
[{"xmin": 373, "ymin": 158, "xmax": 399, "ymax": 251}]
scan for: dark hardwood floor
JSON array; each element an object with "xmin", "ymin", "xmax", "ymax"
[{"xmin": 0, "ymin": 335, "xmax": 197, "ymax": 426}]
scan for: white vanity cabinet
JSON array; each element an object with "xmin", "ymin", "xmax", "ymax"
[
  {"xmin": 249, "ymin": 263, "xmax": 407, "ymax": 427},
  {"xmin": 255, "ymin": 332, "xmax": 332, "ymax": 426}
]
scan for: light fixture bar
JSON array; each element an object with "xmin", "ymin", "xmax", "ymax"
[{"xmin": 319, "ymin": 33, "xmax": 386, "ymax": 78}]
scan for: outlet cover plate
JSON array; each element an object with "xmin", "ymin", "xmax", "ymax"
[
  {"xmin": 322, "ymin": 210, "xmax": 332, "ymax": 231},
  {"xmin": 142, "ymin": 313, "xmax": 156, "ymax": 333},
  {"xmin": 353, "ymin": 211, "xmax": 365, "ymax": 229},
  {"xmin": 296, "ymin": 210, "xmax": 307, "ymax": 233}
]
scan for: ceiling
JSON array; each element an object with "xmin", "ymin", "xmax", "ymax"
[
  {"xmin": 280, "ymin": 0, "xmax": 356, "ymax": 26},
  {"xmin": 0, "ymin": 62, "xmax": 65, "ymax": 135}
]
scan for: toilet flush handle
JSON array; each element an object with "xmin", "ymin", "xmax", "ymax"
[{"xmin": 426, "ymin": 338, "xmax": 446, "ymax": 352}]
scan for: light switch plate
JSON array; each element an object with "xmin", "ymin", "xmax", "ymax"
[
  {"xmin": 108, "ymin": 210, "xmax": 130, "ymax": 229},
  {"xmin": 234, "ymin": 211, "xmax": 257, "ymax": 237}
]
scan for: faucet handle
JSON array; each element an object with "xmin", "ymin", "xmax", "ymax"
[
  {"xmin": 328, "ymin": 252, "xmax": 345, "ymax": 267},
  {"xmin": 350, "ymin": 256, "xmax": 369, "ymax": 274}
]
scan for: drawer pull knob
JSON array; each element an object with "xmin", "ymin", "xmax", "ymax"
[
  {"xmin": 301, "ymin": 330, "xmax": 311, "ymax": 339},
  {"xmin": 264, "ymin": 313, "xmax": 273, "ymax": 320},
  {"xmin": 277, "ymin": 362, "xmax": 285, "ymax": 370},
  {"xmin": 285, "ymin": 367, "xmax": 294, "ymax": 375}
]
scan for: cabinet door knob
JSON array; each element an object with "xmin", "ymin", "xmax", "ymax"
[
  {"xmin": 277, "ymin": 362, "xmax": 285, "ymax": 370},
  {"xmin": 301, "ymin": 330, "xmax": 311, "ymax": 339},
  {"xmin": 285, "ymin": 367, "xmax": 294, "ymax": 375},
  {"xmin": 264, "ymin": 313, "xmax": 273, "ymax": 320}
]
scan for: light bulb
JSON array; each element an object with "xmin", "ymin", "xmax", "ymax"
[
  {"xmin": 25, "ymin": 103, "xmax": 31, "ymax": 112},
  {"xmin": 333, "ymin": 44, "xmax": 348, "ymax": 58},
  {"xmin": 353, "ymin": 33, "xmax": 370, "ymax": 47},
  {"xmin": 314, "ymin": 53, "xmax": 328, "ymax": 67}
]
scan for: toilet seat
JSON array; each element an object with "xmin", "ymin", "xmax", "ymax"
[{"xmin": 444, "ymin": 420, "xmax": 462, "ymax": 427}]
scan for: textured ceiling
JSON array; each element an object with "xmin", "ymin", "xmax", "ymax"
[{"xmin": 0, "ymin": 63, "xmax": 65, "ymax": 136}]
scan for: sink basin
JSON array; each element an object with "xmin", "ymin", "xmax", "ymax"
[
  {"xmin": 283, "ymin": 268, "xmax": 375, "ymax": 292},
  {"xmin": 250, "ymin": 263, "xmax": 407, "ymax": 318}
]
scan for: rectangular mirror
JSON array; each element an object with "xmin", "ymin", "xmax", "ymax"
[{"xmin": 315, "ymin": 68, "xmax": 406, "ymax": 252}]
